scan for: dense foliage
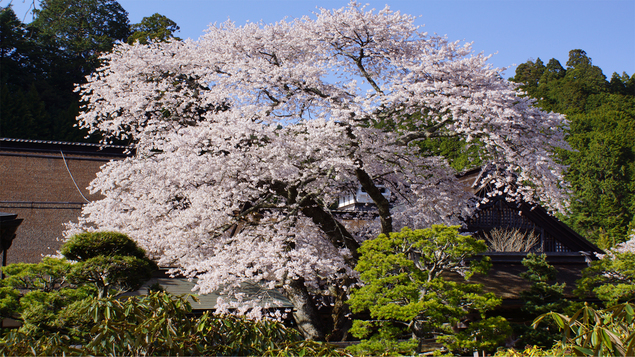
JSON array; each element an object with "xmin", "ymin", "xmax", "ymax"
[
  {"xmin": 0, "ymin": 2, "xmax": 179, "ymax": 142},
  {"xmin": 575, "ymin": 233, "xmax": 635, "ymax": 305},
  {"xmin": 69, "ymin": 2, "xmax": 568, "ymax": 339},
  {"xmin": 347, "ymin": 226, "xmax": 509, "ymax": 355},
  {"xmin": 1, "ymin": 257, "xmax": 95, "ymax": 337},
  {"xmin": 127, "ymin": 13, "xmax": 181, "ymax": 45},
  {"xmin": 61, "ymin": 230, "xmax": 151, "ymax": 260},
  {"xmin": 0, "ymin": 232, "xmax": 156, "ymax": 338},
  {"xmin": 0, "ymin": 232, "xmax": 347, "ymax": 355},
  {"xmin": 514, "ymin": 253, "xmax": 570, "ymax": 348},
  {"xmin": 533, "ymin": 303, "xmax": 635, "ymax": 357},
  {"xmin": 511, "ymin": 50, "xmax": 635, "ymax": 247},
  {"xmin": 519, "ymin": 254, "xmax": 568, "ymax": 316},
  {"xmin": 63, "ymin": 231, "xmax": 158, "ymax": 298},
  {"xmin": 0, "ymin": 291, "xmax": 348, "ymax": 356}
]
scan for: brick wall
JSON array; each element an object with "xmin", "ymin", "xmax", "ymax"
[{"xmin": 0, "ymin": 139, "xmax": 130, "ymax": 263}]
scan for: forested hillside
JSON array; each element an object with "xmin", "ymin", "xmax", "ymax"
[
  {"xmin": 0, "ymin": 1, "xmax": 179, "ymax": 142},
  {"xmin": 511, "ymin": 50, "xmax": 635, "ymax": 247}
]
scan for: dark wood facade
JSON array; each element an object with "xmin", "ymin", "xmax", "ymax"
[{"xmin": 466, "ymin": 196, "xmax": 602, "ymax": 254}]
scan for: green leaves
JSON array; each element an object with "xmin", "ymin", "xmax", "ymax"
[
  {"xmin": 0, "ymin": 0, "xmax": 137, "ymax": 142},
  {"xmin": 511, "ymin": 49, "xmax": 635, "ymax": 246},
  {"xmin": 519, "ymin": 253, "xmax": 568, "ymax": 317},
  {"xmin": 575, "ymin": 251, "xmax": 635, "ymax": 305},
  {"xmin": 0, "ymin": 229, "xmax": 348, "ymax": 355},
  {"xmin": 348, "ymin": 225, "xmax": 505, "ymax": 355},
  {"xmin": 1, "ymin": 257, "xmax": 71, "ymax": 292},
  {"xmin": 439, "ymin": 316, "xmax": 512, "ymax": 353},
  {"xmin": 61, "ymin": 231, "xmax": 150, "ymax": 261},
  {"xmin": 0, "ymin": 287, "xmax": 20, "ymax": 319},
  {"xmin": 0, "ymin": 231, "xmax": 157, "ymax": 343},
  {"xmin": 62, "ymin": 231, "xmax": 158, "ymax": 298},
  {"xmin": 68, "ymin": 255, "xmax": 156, "ymax": 298},
  {"xmin": 127, "ymin": 13, "xmax": 181, "ymax": 45},
  {"xmin": 32, "ymin": 0, "xmax": 130, "ymax": 61},
  {"xmin": 534, "ymin": 303, "xmax": 635, "ymax": 357},
  {"xmin": 0, "ymin": 291, "xmax": 348, "ymax": 356}
]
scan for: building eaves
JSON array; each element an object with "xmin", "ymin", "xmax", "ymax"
[{"xmin": 0, "ymin": 137, "xmax": 135, "ymax": 158}]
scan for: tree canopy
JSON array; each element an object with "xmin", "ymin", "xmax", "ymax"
[
  {"xmin": 575, "ymin": 233, "xmax": 635, "ymax": 305},
  {"xmin": 31, "ymin": 0, "xmax": 130, "ymax": 76},
  {"xmin": 0, "ymin": 231, "xmax": 156, "ymax": 339},
  {"xmin": 127, "ymin": 13, "xmax": 180, "ymax": 45},
  {"xmin": 511, "ymin": 49, "xmax": 635, "ymax": 246},
  {"xmin": 347, "ymin": 226, "xmax": 507, "ymax": 355},
  {"xmin": 0, "ymin": 2, "xmax": 179, "ymax": 142},
  {"xmin": 70, "ymin": 3, "xmax": 569, "ymax": 339}
]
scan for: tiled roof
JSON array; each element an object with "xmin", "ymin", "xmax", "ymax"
[
  {"xmin": 0, "ymin": 137, "xmax": 134, "ymax": 157},
  {"xmin": 124, "ymin": 271, "xmax": 293, "ymax": 311}
]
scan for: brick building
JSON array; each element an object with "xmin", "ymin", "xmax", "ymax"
[{"xmin": 0, "ymin": 138, "xmax": 131, "ymax": 264}]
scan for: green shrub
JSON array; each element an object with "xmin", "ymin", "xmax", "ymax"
[
  {"xmin": 347, "ymin": 225, "xmax": 507, "ymax": 355},
  {"xmin": 494, "ymin": 344, "xmax": 571, "ymax": 356},
  {"xmin": 61, "ymin": 231, "xmax": 149, "ymax": 260},
  {"xmin": 0, "ymin": 231, "xmax": 157, "ymax": 341},
  {"xmin": 514, "ymin": 253, "xmax": 569, "ymax": 348},
  {"xmin": 63, "ymin": 231, "xmax": 158, "ymax": 298},
  {"xmin": 0, "ymin": 287, "xmax": 19, "ymax": 319},
  {"xmin": 533, "ymin": 302, "xmax": 635, "ymax": 357},
  {"xmin": 0, "ymin": 291, "xmax": 349, "ymax": 356},
  {"xmin": 345, "ymin": 338, "xmax": 418, "ymax": 356},
  {"xmin": 576, "ymin": 251, "xmax": 635, "ymax": 306}
]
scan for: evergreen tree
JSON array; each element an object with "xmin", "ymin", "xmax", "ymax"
[
  {"xmin": 512, "ymin": 50, "xmax": 635, "ymax": 246},
  {"xmin": 127, "ymin": 13, "xmax": 180, "ymax": 45},
  {"xmin": 1, "ymin": 1, "xmax": 135, "ymax": 142},
  {"xmin": 347, "ymin": 226, "xmax": 508, "ymax": 355},
  {"xmin": 31, "ymin": 0, "xmax": 131, "ymax": 79}
]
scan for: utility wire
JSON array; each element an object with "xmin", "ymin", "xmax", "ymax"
[{"xmin": 60, "ymin": 150, "xmax": 90, "ymax": 203}]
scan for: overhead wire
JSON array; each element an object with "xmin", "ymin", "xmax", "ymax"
[{"xmin": 60, "ymin": 149, "xmax": 91, "ymax": 203}]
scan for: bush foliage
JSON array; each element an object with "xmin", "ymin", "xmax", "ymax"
[
  {"xmin": 0, "ymin": 291, "xmax": 348, "ymax": 356},
  {"xmin": 347, "ymin": 225, "xmax": 509, "ymax": 355}
]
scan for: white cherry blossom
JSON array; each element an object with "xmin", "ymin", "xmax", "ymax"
[{"xmin": 69, "ymin": 2, "xmax": 569, "ymax": 339}]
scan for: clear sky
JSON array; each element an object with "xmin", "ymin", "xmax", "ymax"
[{"xmin": 4, "ymin": 0, "xmax": 634, "ymax": 78}]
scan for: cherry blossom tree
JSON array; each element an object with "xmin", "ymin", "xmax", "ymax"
[{"xmin": 69, "ymin": 2, "xmax": 569, "ymax": 340}]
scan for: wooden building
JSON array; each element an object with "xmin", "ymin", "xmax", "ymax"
[{"xmin": 455, "ymin": 168, "xmax": 604, "ymax": 305}]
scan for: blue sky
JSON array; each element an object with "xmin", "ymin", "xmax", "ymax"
[{"xmin": 4, "ymin": 0, "xmax": 634, "ymax": 78}]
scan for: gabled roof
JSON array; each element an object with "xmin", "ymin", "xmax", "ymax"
[
  {"xmin": 459, "ymin": 167, "xmax": 603, "ymax": 255},
  {"xmin": 517, "ymin": 203, "xmax": 602, "ymax": 253}
]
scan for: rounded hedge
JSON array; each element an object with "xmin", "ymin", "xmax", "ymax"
[{"xmin": 61, "ymin": 232, "xmax": 148, "ymax": 261}]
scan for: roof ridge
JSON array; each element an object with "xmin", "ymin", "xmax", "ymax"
[{"xmin": 0, "ymin": 137, "xmax": 133, "ymax": 149}]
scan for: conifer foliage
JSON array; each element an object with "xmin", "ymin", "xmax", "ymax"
[
  {"xmin": 511, "ymin": 50, "xmax": 635, "ymax": 246},
  {"xmin": 0, "ymin": 2, "xmax": 179, "ymax": 142},
  {"xmin": 347, "ymin": 226, "xmax": 508, "ymax": 355}
]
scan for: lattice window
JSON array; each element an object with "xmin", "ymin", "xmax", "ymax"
[
  {"xmin": 541, "ymin": 233, "xmax": 571, "ymax": 253},
  {"xmin": 467, "ymin": 198, "xmax": 573, "ymax": 253},
  {"xmin": 468, "ymin": 199, "xmax": 534, "ymax": 230}
]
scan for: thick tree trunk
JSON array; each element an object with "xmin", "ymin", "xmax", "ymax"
[
  {"xmin": 270, "ymin": 180, "xmax": 359, "ymax": 340},
  {"xmin": 355, "ymin": 168, "xmax": 393, "ymax": 235},
  {"xmin": 284, "ymin": 277, "xmax": 325, "ymax": 341},
  {"xmin": 300, "ymin": 202, "xmax": 360, "ymax": 262},
  {"xmin": 326, "ymin": 281, "xmax": 354, "ymax": 342}
]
